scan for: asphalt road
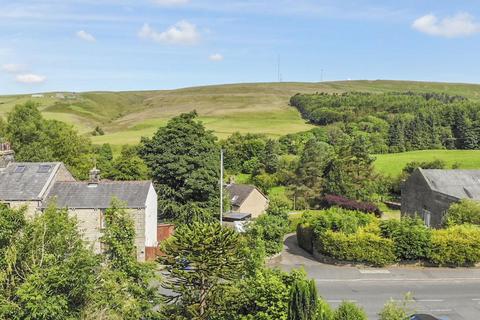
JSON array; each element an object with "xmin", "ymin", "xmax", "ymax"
[{"xmin": 268, "ymin": 234, "xmax": 480, "ymax": 320}]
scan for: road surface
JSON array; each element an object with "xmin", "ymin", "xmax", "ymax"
[{"xmin": 268, "ymin": 234, "xmax": 480, "ymax": 320}]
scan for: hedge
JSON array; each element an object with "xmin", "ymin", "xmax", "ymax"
[
  {"xmin": 428, "ymin": 225, "xmax": 480, "ymax": 266},
  {"xmin": 380, "ymin": 218, "xmax": 431, "ymax": 261},
  {"xmin": 322, "ymin": 194, "xmax": 382, "ymax": 217},
  {"xmin": 297, "ymin": 224, "xmax": 314, "ymax": 254},
  {"xmin": 317, "ymin": 229, "xmax": 397, "ymax": 266}
]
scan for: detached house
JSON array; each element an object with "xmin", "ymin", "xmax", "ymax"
[
  {"xmin": 401, "ymin": 168, "xmax": 480, "ymax": 228},
  {"xmin": 226, "ymin": 183, "xmax": 269, "ymax": 219},
  {"xmin": 0, "ymin": 143, "xmax": 158, "ymax": 261}
]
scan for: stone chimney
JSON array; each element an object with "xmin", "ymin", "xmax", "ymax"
[
  {"xmin": 0, "ymin": 142, "xmax": 15, "ymax": 168},
  {"xmin": 89, "ymin": 166, "xmax": 101, "ymax": 183}
]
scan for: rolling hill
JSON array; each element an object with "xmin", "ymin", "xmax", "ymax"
[{"xmin": 1, "ymin": 80, "xmax": 480, "ymax": 147}]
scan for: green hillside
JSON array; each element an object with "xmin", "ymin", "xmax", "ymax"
[{"xmin": 1, "ymin": 80, "xmax": 480, "ymax": 146}]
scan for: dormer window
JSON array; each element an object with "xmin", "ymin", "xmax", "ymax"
[{"xmin": 232, "ymin": 195, "xmax": 239, "ymax": 202}]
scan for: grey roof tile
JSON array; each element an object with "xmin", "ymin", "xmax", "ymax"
[
  {"xmin": 225, "ymin": 183, "xmax": 256, "ymax": 209},
  {"xmin": 0, "ymin": 162, "xmax": 60, "ymax": 200},
  {"xmin": 420, "ymin": 169, "xmax": 480, "ymax": 200},
  {"xmin": 45, "ymin": 181, "xmax": 152, "ymax": 209}
]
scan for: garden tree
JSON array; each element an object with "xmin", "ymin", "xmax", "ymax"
[
  {"xmin": 140, "ymin": 111, "xmax": 220, "ymax": 222},
  {"xmin": 0, "ymin": 116, "xmax": 6, "ymax": 137},
  {"xmin": 324, "ymin": 135, "xmax": 379, "ymax": 201},
  {"xmin": 159, "ymin": 222, "xmax": 244, "ymax": 319},
  {"xmin": 443, "ymin": 199, "xmax": 480, "ymax": 227},
  {"xmin": 106, "ymin": 145, "xmax": 149, "ymax": 181},
  {"xmin": 83, "ymin": 199, "xmax": 160, "ymax": 319},
  {"xmin": 5, "ymin": 102, "xmax": 94, "ymax": 179},
  {"xmin": 263, "ymin": 139, "xmax": 280, "ymax": 174},
  {"xmin": 95, "ymin": 143, "xmax": 114, "ymax": 177},
  {"xmin": 246, "ymin": 214, "xmax": 288, "ymax": 256},
  {"xmin": 333, "ymin": 301, "xmax": 367, "ymax": 320},
  {"xmin": 295, "ymin": 139, "xmax": 334, "ymax": 202},
  {"xmin": 287, "ymin": 279, "xmax": 318, "ymax": 320},
  {"xmin": 0, "ymin": 205, "xmax": 26, "ymax": 271},
  {"xmin": 0, "ymin": 204, "xmax": 98, "ymax": 319},
  {"xmin": 266, "ymin": 194, "xmax": 292, "ymax": 219}
]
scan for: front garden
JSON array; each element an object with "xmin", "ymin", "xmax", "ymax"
[{"xmin": 296, "ymin": 200, "xmax": 480, "ymax": 267}]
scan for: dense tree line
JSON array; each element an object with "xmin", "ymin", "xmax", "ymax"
[{"xmin": 290, "ymin": 92, "xmax": 480, "ymax": 153}]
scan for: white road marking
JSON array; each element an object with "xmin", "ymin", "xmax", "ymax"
[
  {"xmin": 358, "ymin": 269, "xmax": 391, "ymax": 274},
  {"xmin": 316, "ymin": 277, "xmax": 480, "ymax": 283},
  {"xmin": 416, "ymin": 299, "xmax": 444, "ymax": 302},
  {"xmin": 327, "ymin": 299, "xmax": 357, "ymax": 303},
  {"xmin": 472, "ymin": 298, "xmax": 480, "ymax": 301},
  {"xmin": 430, "ymin": 309, "xmax": 452, "ymax": 312}
]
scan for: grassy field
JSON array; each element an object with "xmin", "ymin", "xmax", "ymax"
[
  {"xmin": 2, "ymin": 80, "xmax": 480, "ymax": 147},
  {"xmin": 374, "ymin": 150, "xmax": 480, "ymax": 177}
]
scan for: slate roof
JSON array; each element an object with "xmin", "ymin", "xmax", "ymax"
[
  {"xmin": 223, "ymin": 212, "xmax": 252, "ymax": 222},
  {"xmin": 419, "ymin": 169, "xmax": 480, "ymax": 200},
  {"xmin": 0, "ymin": 162, "xmax": 60, "ymax": 201},
  {"xmin": 45, "ymin": 181, "xmax": 152, "ymax": 209},
  {"xmin": 225, "ymin": 183, "xmax": 265, "ymax": 209}
]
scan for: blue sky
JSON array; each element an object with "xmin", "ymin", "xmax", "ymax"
[{"xmin": 1, "ymin": 0, "xmax": 480, "ymax": 94}]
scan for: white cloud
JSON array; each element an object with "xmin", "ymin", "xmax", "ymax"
[
  {"xmin": 151, "ymin": 0, "xmax": 189, "ymax": 6},
  {"xmin": 76, "ymin": 30, "xmax": 96, "ymax": 42},
  {"xmin": 138, "ymin": 20, "xmax": 200, "ymax": 45},
  {"xmin": 15, "ymin": 73, "xmax": 46, "ymax": 84},
  {"xmin": 209, "ymin": 53, "xmax": 224, "ymax": 61},
  {"xmin": 412, "ymin": 12, "xmax": 480, "ymax": 38},
  {"xmin": 1, "ymin": 63, "xmax": 25, "ymax": 74}
]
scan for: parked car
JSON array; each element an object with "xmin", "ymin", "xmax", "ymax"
[{"xmin": 410, "ymin": 314, "xmax": 440, "ymax": 320}]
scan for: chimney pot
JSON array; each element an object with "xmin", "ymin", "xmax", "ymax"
[
  {"xmin": 89, "ymin": 167, "xmax": 101, "ymax": 182},
  {"xmin": 0, "ymin": 142, "xmax": 15, "ymax": 168}
]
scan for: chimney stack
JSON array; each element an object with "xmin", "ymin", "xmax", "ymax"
[
  {"xmin": 0, "ymin": 142, "xmax": 15, "ymax": 168},
  {"xmin": 89, "ymin": 166, "xmax": 101, "ymax": 183}
]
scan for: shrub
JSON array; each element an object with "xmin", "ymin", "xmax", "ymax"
[
  {"xmin": 378, "ymin": 299, "xmax": 408, "ymax": 320},
  {"xmin": 267, "ymin": 194, "xmax": 292, "ymax": 220},
  {"xmin": 322, "ymin": 194, "xmax": 382, "ymax": 217},
  {"xmin": 247, "ymin": 214, "xmax": 288, "ymax": 256},
  {"xmin": 318, "ymin": 228, "xmax": 397, "ymax": 266},
  {"xmin": 288, "ymin": 279, "xmax": 318, "ymax": 320},
  {"xmin": 380, "ymin": 218, "xmax": 431, "ymax": 261},
  {"xmin": 428, "ymin": 225, "xmax": 480, "ymax": 266},
  {"xmin": 311, "ymin": 208, "xmax": 376, "ymax": 236},
  {"xmin": 317, "ymin": 298, "xmax": 334, "ymax": 320},
  {"xmin": 333, "ymin": 301, "xmax": 367, "ymax": 320},
  {"xmin": 443, "ymin": 199, "xmax": 480, "ymax": 227}
]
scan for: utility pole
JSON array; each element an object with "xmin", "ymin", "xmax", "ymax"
[{"xmin": 220, "ymin": 149, "xmax": 224, "ymax": 226}]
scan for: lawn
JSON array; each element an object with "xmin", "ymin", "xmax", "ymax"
[{"xmin": 374, "ymin": 150, "xmax": 480, "ymax": 177}]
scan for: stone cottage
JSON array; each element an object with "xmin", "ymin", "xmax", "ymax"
[
  {"xmin": 401, "ymin": 168, "xmax": 480, "ymax": 228},
  {"xmin": 0, "ymin": 143, "xmax": 158, "ymax": 261}
]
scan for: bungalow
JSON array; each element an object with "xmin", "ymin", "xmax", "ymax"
[{"xmin": 225, "ymin": 183, "xmax": 269, "ymax": 219}]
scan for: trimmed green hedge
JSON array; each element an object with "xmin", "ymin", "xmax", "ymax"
[
  {"xmin": 428, "ymin": 225, "xmax": 480, "ymax": 266},
  {"xmin": 297, "ymin": 224, "xmax": 314, "ymax": 254},
  {"xmin": 317, "ymin": 229, "xmax": 397, "ymax": 266}
]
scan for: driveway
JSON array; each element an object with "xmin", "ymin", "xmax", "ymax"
[{"xmin": 268, "ymin": 234, "xmax": 480, "ymax": 320}]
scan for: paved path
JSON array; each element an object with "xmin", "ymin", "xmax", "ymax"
[{"xmin": 268, "ymin": 234, "xmax": 480, "ymax": 320}]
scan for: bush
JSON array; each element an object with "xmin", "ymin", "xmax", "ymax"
[
  {"xmin": 322, "ymin": 194, "xmax": 382, "ymax": 217},
  {"xmin": 311, "ymin": 208, "xmax": 376, "ymax": 236},
  {"xmin": 378, "ymin": 298, "xmax": 409, "ymax": 320},
  {"xmin": 380, "ymin": 218, "xmax": 431, "ymax": 261},
  {"xmin": 317, "ymin": 298, "xmax": 334, "ymax": 320},
  {"xmin": 247, "ymin": 214, "xmax": 288, "ymax": 256},
  {"xmin": 267, "ymin": 194, "xmax": 292, "ymax": 220},
  {"xmin": 318, "ymin": 229, "xmax": 397, "ymax": 266},
  {"xmin": 443, "ymin": 199, "xmax": 480, "ymax": 227},
  {"xmin": 333, "ymin": 301, "xmax": 367, "ymax": 320},
  {"xmin": 428, "ymin": 225, "xmax": 480, "ymax": 266}
]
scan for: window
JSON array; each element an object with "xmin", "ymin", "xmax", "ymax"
[
  {"xmin": 232, "ymin": 195, "xmax": 239, "ymax": 202},
  {"xmin": 14, "ymin": 165, "xmax": 26, "ymax": 173},
  {"xmin": 37, "ymin": 165, "xmax": 52, "ymax": 173},
  {"xmin": 423, "ymin": 210, "xmax": 431, "ymax": 228},
  {"xmin": 100, "ymin": 210, "xmax": 107, "ymax": 229}
]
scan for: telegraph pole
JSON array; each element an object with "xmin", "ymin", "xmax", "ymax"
[{"xmin": 220, "ymin": 149, "xmax": 224, "ymax": 226}]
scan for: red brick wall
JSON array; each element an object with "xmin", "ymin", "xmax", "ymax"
[{"xmin": 156, "ymin": 224, "xmax": 175, "ymax": 257}]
